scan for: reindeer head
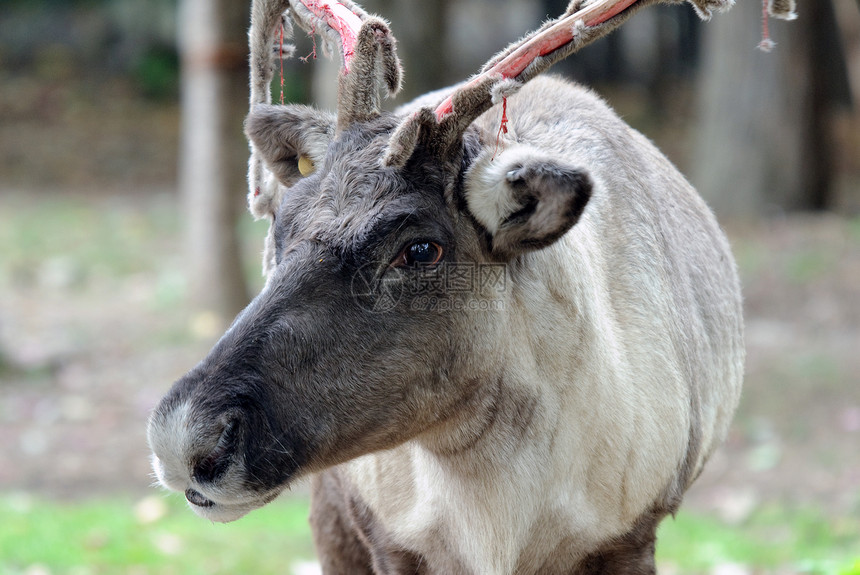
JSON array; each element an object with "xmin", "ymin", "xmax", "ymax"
[{"xmin": 149, "ymin": 0, "xmax": 741, "ymax": 523}]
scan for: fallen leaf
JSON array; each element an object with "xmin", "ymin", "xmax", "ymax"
[{"xmin": 134, "ymin": 495, "xmax": 168, "ymax": 524}]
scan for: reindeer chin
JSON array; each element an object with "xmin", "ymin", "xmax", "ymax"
[
  {"xmin": 151, "ymin": 452, "xmax": 283, "ymax": 523},
  {"xmin": 182, "ymin": 493, "xmax": 262, "ymax": 523}
]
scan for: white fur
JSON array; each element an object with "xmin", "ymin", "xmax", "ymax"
[
  {"xmin": 148, "ymin": 401, "xmax": 280, "ymax": 523},
  {"xmin": 465, "ymin": 144, "xmax": 551, "ymax": 237},
  {"xmin": 344, "ymin": 211, "xmax": 693, "ymax": 571},
  {"xmin": 341, "ymin": 77, "xmax": 743, "ymax": 572}
]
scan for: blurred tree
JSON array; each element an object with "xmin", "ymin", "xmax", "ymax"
[
  {"xmin": 384, "ymin": 0, "xmax": 452, "ymax": 97},
  {"xmin": 692, "ymin": 0, "xmax": 851, "ymax": 216},
  {"xmin": 178, "ymin": 0, "xmax": 251, "ymax": 326},
  {"xmin": 362, "ymin": 0, "xmax": 452, "ymax": 99},
  {"xmin": 308, "ymin": 0, "xmax": 452, "ymax": 109}
]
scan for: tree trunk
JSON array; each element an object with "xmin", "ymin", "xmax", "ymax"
[
  {"xmin": 178, "ymin": 0, "xmax": 251, "ymax": 327},
  {"xmin": 803, "ymin": 0, "xmax": 852, "ymax": 209},
  {"xmin": 365, "ymin": 0, "xmax": 451, "ymax": 99},
  {"xmin": 309, "ymin": 0, "xmax": 452, "ymax": 108},
  {"xmin": 692, "ymin": 0, "xmax": 850, "ymax": 216}
]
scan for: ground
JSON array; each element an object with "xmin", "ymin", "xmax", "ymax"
[{"xmin": 688, "ymin": 217, "xmax": 860, "ymax": 519}]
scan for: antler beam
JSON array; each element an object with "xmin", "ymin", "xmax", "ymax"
[
  {"xmin": 434, "ymin": 0, "xmax": 640, "ymax": 122},
  {"xmin": 248, "ymin": 0, "xmax": 375, "ymax": 112},
  {"xmin": 380, "ymin": 0, "xmax": 741, "ymax": 168},
  {"xmin": 289, "ymin": 0, "xmax": 363, "ymax": 72}
]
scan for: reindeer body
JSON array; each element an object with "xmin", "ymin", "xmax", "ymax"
[
  {"xmin": 307, "ymin": 76, "xmax": 743, "ymax": 574},
  {"xmin": 148, "ymin": 1, "xmax": 743, "ymax": 573}
]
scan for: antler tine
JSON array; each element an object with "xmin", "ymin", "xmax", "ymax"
[
  {"xmin": 280, "ymin": 0, "xmax": 402, "ymax": 129},
  {"xmin": 334, "ymin": 17, "xmax": 402, "ymax": 130}
]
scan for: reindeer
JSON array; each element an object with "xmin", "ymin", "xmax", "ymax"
[{"xmin": 148, "ymin": 0, "xmax": 751, "ymax": 572}]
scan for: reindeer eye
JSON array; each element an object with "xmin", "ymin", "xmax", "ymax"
[
  {"xmin": 393, "ymin": 242, "xmax": 444, "ymax": 268},
  {"xmin": 297, "ymin": 155, "xmax": 315, "ymax": 176}
]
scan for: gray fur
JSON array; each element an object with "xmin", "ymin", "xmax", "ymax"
[
  {"xmin": 150, "ymin": 75, "xmax": 743, "ymax": 574},
  {"xmin": 768, "ymin": 0, "xmax": 797, "ymax": 20},
  {"xmin": 336, "ymin": 17, "xmax": 402, "ymax": 131},
  {"xmin": 149, "ymin": 1, "xmax": 743, "ymax": 573}
]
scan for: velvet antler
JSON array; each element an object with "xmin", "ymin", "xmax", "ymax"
[
  {"xmin": 247, "ymin": 0, "xmax": 402, "ymax": 217},
  {"xmin": 248, "ymin": 0, "xmax": 399, "ymax": 109}
]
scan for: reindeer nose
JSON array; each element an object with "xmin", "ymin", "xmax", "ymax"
[{"xmin": 192, "ymin": 419, "xmax": 241, "ymax": 485}]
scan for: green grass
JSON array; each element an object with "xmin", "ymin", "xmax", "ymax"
[
  {"xmin": 0, "ymin": 195, "xmax": 182, "ymax": 285},
  {"xmin": 2, "ymin": 493, "xmax": 859, "ymax": 574},
  {"xmin": 657, "ymin": 506, "xmax": 860, "ymax": 574},
  {"xmin": 0, "ymin": 493, "xmax": 315, "ymax": 575},
  {"xmin": 0, "ymin": 194, "xmax": 269, "ymax": 294}
]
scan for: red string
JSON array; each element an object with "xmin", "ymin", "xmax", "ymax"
[
  {"xmin": 279, "ymin": 23, "xmax": 285, "ymax": 104},
  {"xmin": 492, "ymin": 97, "xmax": 509, "ymax": 160},
  {"xmin": 300, "ymin": 26, "xmax": 318, "ymax": 63},
  {"xmin": 758, "ymin": 0, "xmax": 774, "ymax": 52},
  {"xmin": 299, "ymin": 0, "xmax": 360, "ymax": 72}
]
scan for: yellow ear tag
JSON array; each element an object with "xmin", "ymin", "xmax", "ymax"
[{"xmin": 298, "ymin": 155, "xmax": 315, "ymax": 176}]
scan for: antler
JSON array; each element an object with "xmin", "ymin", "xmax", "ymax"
[
  {"xmin": 247, "ymin": 0, "xmax": 402, "ymax": 217},
  {"xmin": 383, "ymin": 0, "xmax": 737, "ymax": 168},
  {"xmin": 248, "ymin": 0, "xmax": 401, "ymax": 120},
  {"xmin": 291, "ymin": 1, "xmax": 364, "ymax": 73},
  {"xmin": 432, "ymin": 0, "xmax": 639, "ymax": 124}
]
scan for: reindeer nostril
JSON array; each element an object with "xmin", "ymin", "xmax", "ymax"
[
  {"xmin": 193, "ymin": 420, "xmax": 240, "ymax": 484},
  {"xmin": 185, "ymin": 488, "xmax": 215, "ymax": 508}
]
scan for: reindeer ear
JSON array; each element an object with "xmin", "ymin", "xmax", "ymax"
[
  {"xmin": 245, "ymin": 104, "xmax": 336, "ymax": 275},
  {"xmin": 465, "ymin": 145, "xmax": 592, "ymax": 258},
  {"xmin": 245, "ymin": 104, "xmax": 336, "ymax": 188}
]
